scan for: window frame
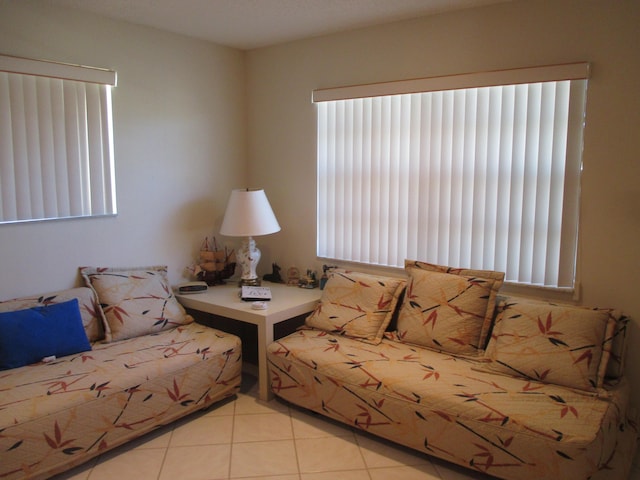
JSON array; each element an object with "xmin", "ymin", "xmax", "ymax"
[
  {"xmin": 0, "ymin": 54, "xmax": 117, "ymax": 224},
  {"xmin": 314, "ymin": 63, "xmax": 589, "ymax": 291}
]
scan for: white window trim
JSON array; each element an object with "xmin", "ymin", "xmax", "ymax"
[
  {"xmin": 0, "ymin": 54, "xmax": 116, "ymax": 86},
  {"xmin": 313, "ymin": 63, "xmax": 588, "ymax": 102}
]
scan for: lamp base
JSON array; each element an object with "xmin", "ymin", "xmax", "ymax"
[
  {"xmin": 238, "ymin": 277, "xmax": 261, "ymax": 287},
  {"xmin": 236, "ymin": 236, "xmax": 262, "ymax": 287}
]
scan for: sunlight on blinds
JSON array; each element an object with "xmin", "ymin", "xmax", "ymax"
[
  {"xmin": 0, "ymin": 54, "xmax": 117, "ymax": 224},
  {"xmin": 315, "ymin": 64, "xmax": 588, "ymax": 289}
]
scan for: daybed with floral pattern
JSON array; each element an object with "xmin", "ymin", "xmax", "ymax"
[
  {"xmin": 0, "ymin": 266, "xmax": 242, "ymax": 480},
  {"xmin": 267, "ymin": 261, "xmax": 636, "ymax": 480}
]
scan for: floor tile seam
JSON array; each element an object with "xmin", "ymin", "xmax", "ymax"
[
  {"xmin": 292, "ymin": 437, "xmax": 370, "ymax": 476},
  {"xmin": 167, "ymin": 440, "xmax": 236, "ymax": 448},
  {"xmin": 231, "ymin": 435, "xmax": 295, "ymax": 444},
  {"xmin": 231, "ymin": 405, "xmax": 295, "ymax": 443},
  {"xmin": 352, "ymin": 430, "xmax": 371, "ymax": 475},
  {"xmin": 292, "ymin": 432, "xmax": 358, "ymax": 440},
  {"xmin": 155, "ymin": 424, "xmax": 181, "ymax": 480},
  {"xmin": 155, "ymin": 443, "xmax": 171, "ymax": 480},
  {"xmin": 353, "ymin": 430, "xmax": 437, "ymax": 470},
  {"xmin": 295, "ymin": 464, "xmax": 376, "ymax": 476},
  {"xmin": 228, "ymin": 401, "xmax": 239, "ymax": 480},
  {"xmin": 288, "ymin": 410, "xmax": 304, "ymax": 478},
  {"xmin": 233, "ymin": 410, "xmax": 291, "ymax": 417},
  {"xmin": 86, "ymin": 445, "xmax": 168, "ymax": 480},
  {"xmin": 77, "ymin": 455, "xmax": 99, "ymax": 479},
  {"xmin": 353, "ymin": 432, "xmax": 379, "ymax": 472}
]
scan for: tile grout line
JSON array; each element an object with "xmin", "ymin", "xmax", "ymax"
[
  {"xmin": 155, "ymin": 423, "xmax": 175, "ymax": 480},
  {"xmin": 227, "ymin": 395, "xmax": 238, "ymax": 480},
  {"xmin": 288, "ymin": 404, "xmax": 304, "ymax": 480},
  {"xmin": 353, "ymin": 433, "xmax": 375, "ymax": 480}
]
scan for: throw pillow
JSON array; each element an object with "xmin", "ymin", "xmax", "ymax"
[
  {"xmin": 484, "ymin": 298, "xmax": 615, "ymax": 392},
  {"xmin": 395, "ymin": 260, "xmax": 504, "ymax": 356},
  {"xmin": 80, "ymin": 265, "xmax": 193, "ymax": 342},
  {"xmin": 0, "ymin": 298, "xmax": 91, "ymax": 370},
  {"xmin": 305, "ymin": 270, "xmax": 406, "ymax": 344},
  {"xmin": 0, "ymin": 287, "xmax": 104, "ymax": 342},
  {"xmin": 605, "ymin": 312, "xmax": 629, "ymax": 380}
]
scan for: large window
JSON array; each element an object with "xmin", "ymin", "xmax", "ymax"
[
  {"xmin": 0, "ymin": 54, "xmax": 117, "ymax": 224},
  {"xmin": 315, "ymin": 64, "xmax": 589, "ymax": 290}
]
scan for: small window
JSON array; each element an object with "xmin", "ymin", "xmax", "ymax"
[
  {"xmin": 0, "ymin": 54, "xmax": 117, "ymax": 224},
  {"xmin": 314, "ymin": 63, "xmax": 588, "ymax": 290}
]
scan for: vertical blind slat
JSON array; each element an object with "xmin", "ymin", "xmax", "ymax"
[
  {"xmin": 315, "ymin": 65, "xmax": 589, "ymax": 289},
  {"xmin": 87, "ymin": 83, "xmax": 105, "ymax": 215},
  {"xmin": 37, "ymin": 77, "xmax": 58, "ymax": 219},
  {"xmin": 317, "ymin": 77, "xmax": 585, "ymax": 289},
  {"xmin": 0, "ymin": 68, "xmax": 116, "ymax": 223},
  {"xmin": 51, "ymin": 78, "xmax": 70, "ymax": 218},
  {"xmin": 101, "ymin": 86, "xmax": 116, "ymax": 215},
  {"xmin": 361, "ymin": 100, "xmax": 372, "ymax": 262},
  {"xmin": 0, "ymin": 73, "xmax": 17, "ymax": 220},
  {"xmin": 25, "ymin": 75, "xmax": 44, "ymax": 220}
]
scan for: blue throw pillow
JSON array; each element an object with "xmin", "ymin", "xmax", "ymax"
[{"xmin": 0, "ymin": 298, "xmax": 92, "ymax": 370}]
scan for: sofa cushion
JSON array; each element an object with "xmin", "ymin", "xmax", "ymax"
[
  {"xmin": 395, "ymin": 260, "xmax": 504, "ymax": 356},
  {"xmin": 0, "ymin": 298, "xmax": 91, "ymax": 370},
  {"xmin": 605, "ymin": 312, "xmax": 629, "ymax": 380},
  {"xmin": 0, "ymin": 287, "xmax": 104, "ymax": 342},
  {"xmin": 305, "ymin": 270, "xmax": 406, "ymax": 344},
  {"xmin": 0, "ymin": 322, "xmax": 241, "ymax": 480},
  {"xmin": 267, "ymin": 328, "xmax": 634, "ymax": 480},
  {"xmin": 484, "ymin": 298, "xmax": 616, "ymax": 392},
  {"xmin": 80, "ymin": 265, "xmax": 193, "ymax": 342}
]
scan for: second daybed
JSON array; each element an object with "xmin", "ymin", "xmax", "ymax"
[
  {"xmin": 0, "ymin": 266, "xmax": 242, "ymax": 480},
  {"xmin": 267, "ymin": 262, "xmax": 636, "ymax": 480}
]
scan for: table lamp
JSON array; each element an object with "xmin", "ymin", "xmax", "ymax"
[{"xmin": 220, "ymin": 188, "xmax": 281, "ymax": 286}]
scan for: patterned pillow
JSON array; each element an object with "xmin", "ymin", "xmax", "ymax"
[
  {"xmin": 0, "ymin": 287, "xmax": 104, "ymax": 342},
  {"xmin": 80, "ymin": 266, "xmax": 193, "ymax": 342},
  {"xmin": 395, "ymin": 261, "xmax": 504, "ymax": 356},
  {"xmin": 484, "ymin": 298, "xmax": 616, "ymax": 392},
  {"xmin": 605, "ymin": 313, "xmax": 629, "ymax": 380},
  {"xmin": 305, "ymin": 270, "xmax": 406, "ymax": 344}
]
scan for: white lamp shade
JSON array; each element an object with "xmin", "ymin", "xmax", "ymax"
[{"xmin": 220, "ymin": 188, "xmax": 281, "ymax": 237}]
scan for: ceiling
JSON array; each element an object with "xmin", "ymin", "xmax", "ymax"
[{"xmin": 47, "ymin": 0, "xmax": 510, "ymax": 50}]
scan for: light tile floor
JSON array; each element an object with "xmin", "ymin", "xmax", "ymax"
[{"xmin": 54, "ymin": 375, "xmax": 640, "ymax": 480}]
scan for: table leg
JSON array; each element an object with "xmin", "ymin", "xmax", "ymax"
[{"xmin": 256, "ymin": 322, "xmax": 274, "ymax": 401}]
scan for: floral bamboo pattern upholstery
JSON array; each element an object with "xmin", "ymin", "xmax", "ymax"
[
  {"xmin": 0, "ymin": 322, "xmax": 241, "ymax": 480},
  {"xmin": 305, "ymin": 270, "xmax": 406, "ymax": 345},
  {"xmin": 267, "ymin": 328, "xmax": 636, "ymax": 480},
  {"xmin": 484, "ymin": 298, "xmax": 617, "ymax": 393},
  {"xmin": 605, "ymin": 312, "xmax": 630, "ymax": 380},
  {"xmin": 0, "ymin": 287, "xmax": 104, "ymax": 342},
  {"xmin": 396, "ymin": 261, "xmax": 504, "ymax": 355},
  {"xmin": 80, "ymin": 266, "xmax": 193, "ymax": 342}
]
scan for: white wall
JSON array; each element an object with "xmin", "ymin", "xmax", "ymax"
[
  {"xmin": 246, "ymin": 0, "xmax": 640, "ymax": 407},
  {"xmin": 0, "ymin": 1, "xmax": 246, "ymax": 299}
]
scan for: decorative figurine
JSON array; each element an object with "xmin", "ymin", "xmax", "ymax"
[
  {"xmin": 287, "ymin": 266, "xmax": 301, "ymax": 286},
  {"xmin": 187, "ymin": 237, "xmax": 236, "ymax": 286},
  {"xmin": 298, "ymin": 269, "xmax": 318, "ymax": 289},
  {"xmin": 320, "ymin": 264, "xmax": 338, "ymax": 289},
  {"xmin": 263, "ymin": 263, "xmax": 284, "ymax": 283}
]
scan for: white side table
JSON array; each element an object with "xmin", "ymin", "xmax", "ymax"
[{"xmin": 176, "ymin": 282, "xmax": 321, "ymax": 401}]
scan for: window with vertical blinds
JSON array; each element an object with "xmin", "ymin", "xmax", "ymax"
[
  {"xmin": 314, "ymin": 63, "xmax": 589, "ymax": 289},
  {"xmin": 0, "ymin": 54, "xmax": 117, "ymax": 224}
]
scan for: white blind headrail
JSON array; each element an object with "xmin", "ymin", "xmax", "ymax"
[
  {"xmin": 312, "ymin": 63, "xmax": 589, "ymax": 103},
  {"xmin": 0, "ymin": 54, "xmax": 117, "ymax": 86}
]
